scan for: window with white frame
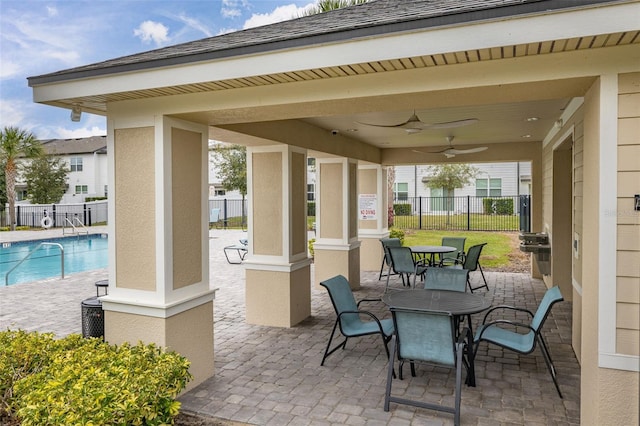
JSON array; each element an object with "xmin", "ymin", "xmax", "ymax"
[
  {"xmin": 70, "ymin": 157, "xmax": 83, "ymax": 172},
  {"xmin": 476, "ymin": 178, "xmax": 502, "ymax": 197},
  {"xmin": 393, "ymin": 182, "xmax": 409, "ymax": 201},
  {"xmin": 307, "ymin": 184, "xmax": 315, "ymax": 201},
  {"xmin": 75, "ymin": 185, "xmax": 88, "ymax": 194}
]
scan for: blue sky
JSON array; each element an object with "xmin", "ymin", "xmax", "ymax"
[{"xmin": 0, "ymin": 0, "xmax": 317, "ymax": 140}]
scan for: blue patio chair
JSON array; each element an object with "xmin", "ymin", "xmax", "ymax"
[
  {"xmin": 424, "ymin": 267, "xmax": 469, "ymax": 292},
  {"xmin": 384, "ymin": 307, "xmax": 473, "ymax": 426},
  {"xmin": 386, "ymin": 246, "xmax": 428, "ymax": 291},
  {"xmin": 438, "ymin": 236, "xmax": 467, "ymax": 266},
  {"xmin": 474, "ymin": 285, "xmax": 564, "ymax": 398},
  {"xmin": 447, "ymin": 242, "xmax": 488, "ymax": 292},
  {"xmin": 320, "ymin": 275, "xmax": 394, "ymax": 366},
  {"xmin": 378, "ymin": 237, "xmax": 403, "ymax": 281}
]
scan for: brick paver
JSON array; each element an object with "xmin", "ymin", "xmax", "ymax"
[{"xmin": 0, "ymin": 228, "xmax": 580, "ymax": 425}]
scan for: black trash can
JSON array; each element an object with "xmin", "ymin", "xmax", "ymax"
[{"xmin": 81, "ymin": 296, "xmax": 104, "ymax": 339}]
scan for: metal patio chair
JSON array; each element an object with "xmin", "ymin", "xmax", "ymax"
[
  {"xmin": 319, "ymin": 275, "xmax": 394, "ymax": 366},
  {"xmin": 474, "ymin": 285, "xmax": 564, "ymax": 398},
  {"xmin": 447, "ymin": 242, "xmax": 488, "ymax": 292},
  {"xmin": 424, "ymin": 267, "xmax": 469, "ymax": 292},
  {"xmin": 378, "ymin": 237, "xmax": 403, "ymax": 281},
  {"xmin": 386, "ymin": 246, "xmax": 428, "ymax": 291},
  {"xmin": 438, "ymin": 236, "xmax": 467, "ymax": 266},
  {"xmin": 384, "ymin": 307, "xmax": 473, "ymax": 426}
]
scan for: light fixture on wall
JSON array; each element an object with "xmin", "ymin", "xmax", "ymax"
[{"xmin": 70, "ymin": 104, "xmax": 82, "ymax": 122}]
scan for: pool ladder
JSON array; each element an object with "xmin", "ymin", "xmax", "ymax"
[
  {"xmin": 63, "ymin": 217, "xmax": 89, "ymax": 236},
  {"xmin": 4, "ymin": 242, "xmax": 64, "ymax": 286}
]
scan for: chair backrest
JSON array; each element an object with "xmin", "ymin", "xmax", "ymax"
[
  {"xmin": 387, "ymin": 246, "xmax": 416, "ymax": 274},
  {"xmin": 319, "ymin": 275, "xmax": 360, "ymax": 329},
  {"xmin": 380, "ymin": 238, "xmax": 402, "ymax": 265},
  {"xmin": 463, "ymin": 243, "xmax": 487, "ymax": 271},
  {"xmin": 391, "ymin": 308, "xmax": 456, "ymax": 366},
  {"xmin": 424, "ymin": 267, "xmax": 469, "ymax": 292},
  {"xmin": 209, "ymin": 208, "xmax": 220, "ymax": 223},
  {"xmin": 441, "ymin": 237, "xmax": 466, "ymax": 261},
  {"xmin": 531, "ymin": 286, "xmax": 564, "ymax": 332}
]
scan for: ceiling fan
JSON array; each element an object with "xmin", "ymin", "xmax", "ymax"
[
  {"xmin": 357, "ymin": 111, "xmax": 478, "ymax": 134},
  {"xmin": 413, "ymin": 136, "xmax": 488, "ymax": 158}
]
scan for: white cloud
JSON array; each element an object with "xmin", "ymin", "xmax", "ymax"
[
  {"xmin": 0, "ymin": 100, "xmax": 28, "ymax": 127},
  {"xmin": 133, "ymin": 20, "xmax": 170, "ymax": 45},
  {"xmin": 221, "ymin": 0, "xmax": 249, "ymax": 19},
  {"xmin": 46, "ymin": 5, "xmax": 58, "ymax": 17},
  {"xmin": 176, "ymin": 13, "xmax": 213, "ymax": 38},
  {"xmin": 0, "ymin": 60, "xmax": 21, "ymax": 79},
  {"xmin": 55, "ymin": 126, "xmax": 106, "ymax": 139},
  {"xmin": 243, "ymin": 3, "xmax": 315, "ymax": 29}
]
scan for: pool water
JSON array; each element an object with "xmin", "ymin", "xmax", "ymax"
[{"xmin": 0, "ymin": 235, "xmax": 108, "ymax": 285}]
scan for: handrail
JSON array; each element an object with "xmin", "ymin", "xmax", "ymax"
[
  {"xmin": 5, "ymin": 242, "xmax": 65, "ymax": 286},
  {"xmin": 63, "ymin": 217, "xmax": 89, "ymax": 236}
]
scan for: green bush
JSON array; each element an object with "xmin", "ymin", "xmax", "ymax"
[
  {"xmin": 308, "ymin": 238, "xmax": 315, "ymax": 258},
  {"xmin": 1, "ymin": 330, "xmax": 191, "ymax": 426},
  {"xmin": 482, "ymin": 198, "xmax": 514, "ymax": 215},
  {"xmin": 389, "ymin": 227, "xmax": 405, "ymax": 244},
  {"xmin": 393, "ymin": 203, "xmax": 412, "ymax": 216},
  {"xmin": 85, "ymin": 196, "xmax": 108, "ymax": 202},
  {"xmin": 307, "ymin": 201, "xmax": 315, "ymax": 216}
]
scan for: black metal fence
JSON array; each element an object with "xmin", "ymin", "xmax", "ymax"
[
  {"xmin": 1, "ymin": 201, "xmax": 108, "ymax": 229},
  {"xmin": 390, "ymin": 195, "xmax": 530, "ymax": 232},
  {"xmin": 208, "ymin": 198, "xmax": 247, "ymax": 228}
]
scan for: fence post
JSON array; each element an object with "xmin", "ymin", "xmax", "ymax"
[
  {"xmin": 466, "ymin": 196, "xmax": 471, "ymax": 231},
  {"xmin": 418, "ymin": 196, "xmax": 422, "ymax": 230},
  {"xmin": 52, "ymin": 204, "xmax": 57, "ymax": 228},
  {"xmin": 83, "ymin": 203, "xmax": 87, "ymax": 225},
  {"xmin": 88, "ymin": 208, "xmax": 92, "ymax": 226},
  {"xmin": 223, "ymin": 198, "xmax": 228, "ymax": 229}
]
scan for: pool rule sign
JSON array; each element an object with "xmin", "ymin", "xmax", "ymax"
[{"xmin": 359, "ymin": 194, "xmax": 377, "ymax": 220}]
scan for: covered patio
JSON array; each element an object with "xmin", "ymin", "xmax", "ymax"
[{"xmin": 0, "ymin": 229, "xmax": 579, "ymax": 425}]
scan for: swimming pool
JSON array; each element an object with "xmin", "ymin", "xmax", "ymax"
[{"xmin": 1, "ymin": 234, "xmax": 108, "ymax": 285}]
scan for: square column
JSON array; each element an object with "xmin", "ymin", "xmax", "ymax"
[
  {"xmin": 244, "ymin": 145, "xmax": 312, "ymax": 327},
  {"xmin": 358, "ymin": 165, "xmax": 390, "ymax": 272},
  {"xmin": 101, "ymin": 117, "xmax": 215, "ymax": 390},
  {"xmin": 314, "ymin": 158, "xmax": 361, "ymax": 289}
]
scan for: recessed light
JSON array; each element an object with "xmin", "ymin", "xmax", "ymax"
[
  {"xmin": 526, "ymin": 117, "xmax": 539, "ymax": 122},
  {"xmin": 521, "ymin": 134, "xmax": 532, "ymax": 138},
  {"xmin": 346, "ymin": 128, "xmax": 358, "ymax": 132}
]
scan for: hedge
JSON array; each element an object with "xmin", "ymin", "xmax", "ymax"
[
  {"xmin": 393, "ymin": 203, "xmax": 412, "ymax": 216},
  {"xmin": 0, "ymin": 330, "xmax": 191, "ymax": 426},
  {"xmin": 482, "ymin": 198, "xmax": 514, "ymax": 215}
]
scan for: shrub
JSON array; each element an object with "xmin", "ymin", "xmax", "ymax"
[
  {"xmin": 389, "ymin": 227, "xmax": 405, "ymax": 244},
  {"xmin": 483, "ymin": 198, "xmax": 514, "ymax": 215},
  {"xmin": 393, "ymin": 203, "xmax": 412, "ymax": 216},
  {"xmin": 308, "ymin": 238, "xmax": 315, "ymax": 258},
  {"xmin": 1, "ymin": 330, "xmax": 191, "ymax": 426},
  {"xmin": 307, "ymin": 201, "xmax": 315, "ymax": 216},
  {"xmin": 85, "ymin": 196, "xmax": 108, "ymax": 202}
]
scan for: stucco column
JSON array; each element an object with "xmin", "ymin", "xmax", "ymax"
[
  {"xmin": 313, "ymin": 158, "xmax": 361, "ymax": 289},
  {"xmin": 101, "ymin": 117, "xmax": 215, "ymax": 391},
  {"xmin": 358, "ymin": 165, "xmax": 389, "ymax": 272},
  {"xmin": 244, "ymin": 145, "xmax": 312, "ymax": 327}
]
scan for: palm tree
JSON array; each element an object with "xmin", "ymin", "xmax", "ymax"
[
  {"xmin": 301, "ymin": 0, "xmax": 368, "ymax": 16},
  {"xmin": 0, "ymin": 127, "xmax": 43, "ymax": 230}
]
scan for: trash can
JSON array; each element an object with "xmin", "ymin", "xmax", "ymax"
[
  {"xmin": 81, "ymin": 296, "xmax": 104, "ymax": 339},
  {"xmin": 95, "ymin": 279, "xmax": 109, "ymax": 297}
]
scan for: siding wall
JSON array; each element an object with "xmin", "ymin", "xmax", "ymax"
[{"xmin": 616, "ymin": 72, "xmax": 640, "ymax": 356}]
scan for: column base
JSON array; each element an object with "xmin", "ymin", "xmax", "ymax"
[
  {"xmin": 244, "ymin": 260, "xmax": 312, "ymax": 327},
  {"xmin": 313, "ymin": 241, "xmax": 361, "ymax": 289},
  {"xmin": 358, "ymin": 231, "xmax": 389, "ymax": 272}
]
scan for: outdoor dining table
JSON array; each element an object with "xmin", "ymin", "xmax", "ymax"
[
  {"xmin": 410, "ymin": 245, "xmax": 457, "ymax": 266},
  {"xmin": 382, "ymin": 288, "xmax": 492, "ymax": 386}
]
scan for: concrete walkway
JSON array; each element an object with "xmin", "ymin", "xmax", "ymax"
[{"xmin": 0, "ymin": 227, "xmax": 580, "ymax": 425}]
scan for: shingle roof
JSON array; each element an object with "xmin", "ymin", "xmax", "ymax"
[
  {"xmin": 40, "ymin": 136, "xmax": 107, "ymax": 155},
  {"xmin": 28, "ymin": 0, "xmax": 618, "ymax": 85}
]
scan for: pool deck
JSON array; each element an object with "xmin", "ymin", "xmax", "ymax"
[{"xmin": 0, "ymin": 227, "xmax": 581, "ymax": 425}]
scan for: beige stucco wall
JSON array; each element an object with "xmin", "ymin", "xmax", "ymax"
[
  {"xmin": 358, "ymin": 168, "xmax": 378, "ymax": 231},
  {"xmin": 171, "ymin": 127, "xmax": 203, "ymax": 289},
  {"xmin": 252, "ymin": 151, "xmax": 283, "ymax": 256},
  {"xmin": 114, "ymin": 127, "xmax": 156, "ymax": 290},
  {"xmin": 319, "ymin": 162, "xmax": 343, "ymax": 239},
  {"xmin": 349, "ymin": 162, "xmax": 358, "ymax": 240},
  {"xmin": 291, "ymin": 151, "xmax": 307, "ymax": 257},
  {"xmin": 105, "ymin": 301, "xmax": 214, "ymax": 391}
]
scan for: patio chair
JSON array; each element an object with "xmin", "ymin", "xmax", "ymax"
[
  {"xmin": 223, "ymin": 238, "xmax": 248, "ymax": 264},
  {"xmin": 424, "ymin": 267, "xmax": 469, "ymax": 292},
  {"xmin": 384, "ymin": 307, "xmax": 473, "ymax": 426},
  {"xmin": 447, "ymin": 242, "xmax": 488, "ymax": 292},
  {"xmin": 319, "ymin": 275, "xmax": 394, "ymax": 366},
  {"xmin": 378, "ymin": 237, "xmax": 403, "ymax": 281},
  {"xmin": 438, "ymin": 236, "xmax": 467, "ymax": 266},
  {"xmin": 386, "ymin": 246, "xmax": 428, "ymax": 291},
  {"xmin": 474, "ymin": 285, "xmax": 564, "ymax": 398}
]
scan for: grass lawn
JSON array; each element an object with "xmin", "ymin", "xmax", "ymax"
[{"xmin": 400, "ymin": 229, "xmax": 520, "ymax": 269}]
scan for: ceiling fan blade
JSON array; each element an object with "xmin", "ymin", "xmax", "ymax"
[
  {"xmin": 357, "ymin": 114, "xmax": 477, "ymax": 132},
  {"xmin": 423, "ymin": 118, "xmax": 479, "ymax": 129},
  {"xmin": 446, "ymin": 146, "xmax": 488, "ymax": 155}
]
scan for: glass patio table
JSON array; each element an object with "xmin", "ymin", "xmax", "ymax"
[{"xmin": 382, "ymin": 288, "xmax": 492, "ymax": 386}]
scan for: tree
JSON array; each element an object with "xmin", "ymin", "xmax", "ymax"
[
  {"xmin": 0, "ymin": 127, "xmax": 43, "ymax": 230},
  {"xmin": 424, "ymin": 163, "xmax": 478, "ymax": 225},
  {"xmin": 23, "ymin": 154, "xmax": 69, "ymax": 204},
  {"xmin": 210, "ymin": 144, "xmax": 246, "ymax": 224},
  {"xmin": 301, "ymin": 0, "xmax": 368, "ymax": 15}
]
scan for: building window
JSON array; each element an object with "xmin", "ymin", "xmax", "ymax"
[
  {"xmin": 70, "ymin": 157, "xmax": 83, "ymax": 172},
  {"xmin": 214, "ymin": 189, "xmax": 226, "ymax": 196},
  {"xmin": 307, "ymin": 184, "xmax": 315, "ymax": 201},
  {"xmin": 394, "ymin": 182, "xmax": 408, "ymax": 201},
  {"xmin": 16, "ymin": 189, "xmax": 28, "ymax": 201},
  {"xmin": 476, "ymin": 178, "xmax": 502, "ymax": 197},
  {"xmin": 104, "ymin": 185, "xmax": 108, "ymax": 198},
  {"xmin": 75, "ymin": 185, "xmax": 88, "ymax": 194}
]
